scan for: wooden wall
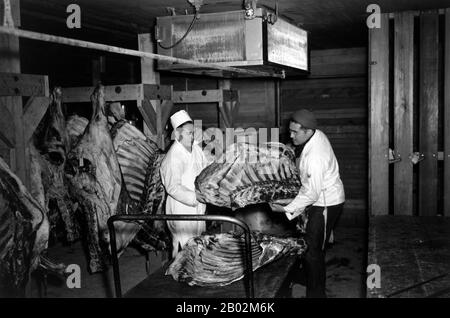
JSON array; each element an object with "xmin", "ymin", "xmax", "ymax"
[
  {"xmin": 369, "ymin": 10, "xmax": 449, "ymax": 217},
  {"xmin": 160, "ymin": 74, "xmax": 219, "ymax": 128},
  {"xmin": 281, "ymin": 47, "xmax": 368, "ymax": 224}
]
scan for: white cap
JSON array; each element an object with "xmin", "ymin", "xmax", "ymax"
[{"xmin": 170, "ymin": 110, "xmax": 192, "ymax": 129}]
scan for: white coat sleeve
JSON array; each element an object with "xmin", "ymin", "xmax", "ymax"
[
  {"xmin": 160, "ymin": 158, "xmax": 197, "ymax": 207},
  {"xmin": 284, "ymin": 158, "xmax": 325, "ymax": 221}
]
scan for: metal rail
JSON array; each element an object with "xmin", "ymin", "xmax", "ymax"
[
  {"xmin": 0, "ymin": 26, "xmax": 284, "ymax": 79},
  {"xmin": 107, "ymin": 214, "xmax": 255, "ymax": 298}
]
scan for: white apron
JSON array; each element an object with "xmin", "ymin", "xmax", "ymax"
[{"xmin": 160, "ymin": 140, "xmax": 207, "ymax": 258}]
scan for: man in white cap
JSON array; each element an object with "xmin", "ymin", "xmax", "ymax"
[
  {"xmin": 160, "ymin": 110, "xmax": 208, "ymax": 258},
  {"xmin": 270, "ymin": 109, "xmax": 345, "ymax": 298}
]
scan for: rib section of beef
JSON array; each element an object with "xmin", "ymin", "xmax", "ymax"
[
  {"xmin": 111, "ymin": 121, "xmax": 169, "ymax": 251},
  {"xmin": 165, "ymin": 232, "xmax": 306, "ymax": 287},
  {"xmin": 195, "ymin": 142, "xmax": 301, "ymax": 209}
]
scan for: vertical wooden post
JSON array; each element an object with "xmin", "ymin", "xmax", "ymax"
[
  {"xmin": 418, "ymin": 11, "xmax": 439, "ymax": 216},
  {"xmin": 138, "ymin": 33, "xmax": 164, "ymax": 148},
  {"xmin": 394, "ymin": 12, "xmax": 414, "ymax": 216},
  {"xmin": 0, "ymin": 0, "xmax": 29, "ymax": 188},
  {"xmin": 444, "ymin": 9, "xmax": 450, "ymax": 216},
  {"xmin": 218, "ymin": 79, "xmax": 232, "ymax": 129},
  {"xmin": 91, "ymin": 58, "xmax": 101, "ymax": 85},
  {"xmin": 275, "ymin": 80, "xmax": 281, "ymax": 128},
  {"xmin": 369, "ymin": 14, "xmax": 390, "ymax": 216}
]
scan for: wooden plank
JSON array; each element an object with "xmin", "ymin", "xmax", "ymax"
[
  {"xmin": 0, "ymin": 1, "xmax": 28, "ymax": 187},
  {"xmin": 0, "ymin": 72, "xmax": 49, "ymax": 97},
  {"xmin": 23, "ymin": 96, "xmax": 51, "ymax": 142},
  {"xmin": 0, "ymin": 0, "xmax": 21, "ymax": 27},
  {"xmin": 445, "ymin": 9, "xmax": 450, "ymax": 216},
  {"xmin": 282, "ymin": 108, "xmax": 367, "ymax": 120},
  {"xmin": 160, "ymin": 100, "xmax": 174, "ymax": 129},
  {"xmin": 393, "ymin": 12, "xmax": 415, "ymax": 216},
  {"xmin": 418, "ymin": 11, "xmax": 439, "ymax": 216},
  {"xmin": 172, "ymin": 89, "xmax": 224, "ymax": 104},
  {"xmin": 62, "ymin": 84, "xmax": 143, "ymax": 103},
  {"xmin": 92, "ymin": 58, "xmax": 101, "ymax": 86},
  {"xmin": 139, "ymin": 33, "xmax": 163, "ymax": 147},
  {"xmin": 136, "ymin": 99, "xmax": 157, "ymax": 136},
  {"xmin": 143, "ymin": 84, "xmax": 172, "ymax": 101},
  {"xmin": 310, "ymin": 47, "xmax": 367, "ymax": 77},
  {"xmin": 0, "ymin": 101, "xmax": 14, "ymax": 147},
  {"xmin": 221, "ymin": 80, "xmax": 233, "ymax": 128}
]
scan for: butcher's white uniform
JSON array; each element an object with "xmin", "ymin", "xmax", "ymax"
[
  {"xmin": 160, "ymin": 140, "xmax": 207, "ymax": 258},
  {"xmin": 284, "ymin": 129, "xmax": 345, "ymax": 220}
]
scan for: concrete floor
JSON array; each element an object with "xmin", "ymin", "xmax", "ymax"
[{"xmin": 30, "ymin": 226, "xmax": 366, "ymax": 298}]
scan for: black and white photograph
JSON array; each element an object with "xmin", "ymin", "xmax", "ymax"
[{"xmin": 0, "ymin": 0, "xmax": 449, "ymax": 304}]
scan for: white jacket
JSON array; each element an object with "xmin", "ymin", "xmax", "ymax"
[
  {"xmin": 160, "ymin": 140, "xmax": 208, "ymax": 257},
  {"xmin": 284, "ymin": 129, "xmax": 345, "ymax": 221}
]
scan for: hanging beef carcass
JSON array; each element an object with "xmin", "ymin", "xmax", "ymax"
[
  {"xmin": 195, "ymin": 142, "xmax": 301, "ymax": 209},
  {"xmin": 65, "ymin": 84, "xmax": 122, "ymax": 273},
  {"xmin": 0, "ymin": 158, "xmax": 50, "ymax": 297},
  {"xmin": 30, "ymin": 88, "xmax": 79, "ymax": 242},
  {"xmin": 66, "ymin": 114, "xmax": 88, "ymax": 151},
  {"xmin": 110, "ymin": 120, "xmax": 169, "ymax": 251}
]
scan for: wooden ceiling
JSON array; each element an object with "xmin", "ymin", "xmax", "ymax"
[{"xmin": 21, "ymin": 0, "xmax": 450, "ymax": 49}]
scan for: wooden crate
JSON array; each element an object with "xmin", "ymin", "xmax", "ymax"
[{"xmin": 156, "ymin": 8, "xmax": 309, "ymax": 77}]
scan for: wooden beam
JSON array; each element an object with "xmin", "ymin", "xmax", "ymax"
[
  {"xmin": 62, "ymin": 84, "xmax": 143, "ymax": 103},
  {"xmin": 23, "ymin": 96, "xmax": 51, "ymax": 142},
  {"xmin": 369, "ymin": 13, "xmax": 390, "ymax": 216},
  {"xmin": 0, "ymin": 0, "xmax": 21, "ymax": 27},
  {"xmin": 445, "ymin": 9, "xmax": 450, "ymax": 216},
  {"xmin": 136, "ymin": 99, "xmax": 157, "ymax": 136},
  {"xmin": 218, "ymin": 80, "xmax": 232, "ymax": 128},
  {"xmin": 394, "ymin": 12, "xmax": 414, "ymax": 216},
  {"xmin": 143, "ymin": 84, "xmax": 172, "ymax": 101},
  {"xmin": 310, "ymin": 47, "xmax": 367, "ymax": 77},
  {"xmin": 139, "ymin": 33, "xmax": 164, "ymax": 148},
  {"xmin": 0, "ymin": 101, "xmax": 14, "ymax": 147},
  {"xmin": 0, "ymin": 0, "xmax": 28, "ymax": 187},
  {"xmin": 172, "ymin": 89, "xmax": 225, "ymax": 104},
  {"xmin": 419, "ymin": 11, "xmax": 439, "ymax": 216},
  {"xmin": 0, "ymin": 72, "xmax": 49, "ymax": 97},
  {"xmin": 160, "ymin": 100, "xmax": 174, "ymax": 129},
  {"xmin": 0, "ymin": 26, "xmax": 285, "ymax": 78},
  {"xmin": 388, "ymin": 9, "xmax": 446, "ymax": 19},
  {"xmin": 92, "ymin": 58, "xmax": 101, "ymax": 86}
]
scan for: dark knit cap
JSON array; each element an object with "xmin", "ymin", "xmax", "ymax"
[{"xmin": 290, "ymin": 109, "xmax": 317, "ymax": 129}]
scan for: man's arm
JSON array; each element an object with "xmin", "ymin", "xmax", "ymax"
[
  {"xmin": 160, "ymin": 159, "xmax": 198, "ymax": 207},
  {"xmin": 282, "ymin": 159, "xmax": 325, "ymax": 220}
]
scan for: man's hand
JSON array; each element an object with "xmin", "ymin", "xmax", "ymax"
[{"xmin": 269, "ymin": 203, "xmax": 286, "ymax": 213}]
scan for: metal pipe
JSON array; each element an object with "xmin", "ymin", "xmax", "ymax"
[
  {"xmin": 107, "ymin": 214, "xmax": 255, "ymax": 298},
  {"xmin": 0, "ymin": 26, "xmax": 284, "ymax": 79}
]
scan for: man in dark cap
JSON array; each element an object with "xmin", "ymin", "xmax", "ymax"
[{"xmin": 270, "ymin": 109, "xmax": 345, "ymax": 298}]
